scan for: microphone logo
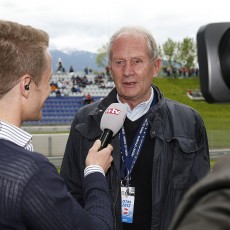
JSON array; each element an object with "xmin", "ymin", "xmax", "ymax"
[
  {"xmin": 99, "ymin": 103, "xmax": 127, "ymax": 150},
  {"xmin": 105, "ymin": 108, "xmax": 121, "ymax": 115}
]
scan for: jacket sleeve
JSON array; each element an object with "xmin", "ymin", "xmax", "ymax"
[
  {"xmin": 60, "ymin": 114, "xmax": 85, "ymax": 206},
  {"xmin": 166, "ymin": 101, "xmax": 211, "ymax": 185},
  {"xmin": 170, "ymin": 101, "xmax": 211, "ymax": 183},
  {"xmin": 23, "ymin": 157, "xmax": 113, "ymax": 230},
  {"xmin": 176, "ymin": 110, "xmax": 211, "ymax": 190},
  {"xmin": 193, "ymin": 111, "xmax": 211, "ymax": 180}
]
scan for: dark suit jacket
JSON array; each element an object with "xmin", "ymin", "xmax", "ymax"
[{"xmin": 0, "ymin": 139, "xmax": 112, "ymax": 230}]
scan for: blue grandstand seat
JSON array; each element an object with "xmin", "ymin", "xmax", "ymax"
[{"xmin": 23, "ymin": 96, "xmax": 102, "ymax": 126}]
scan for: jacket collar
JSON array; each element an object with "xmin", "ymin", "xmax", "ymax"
[
  {"xmin": 89, "ymin": 87, "xmax": 118, "ymax": 118},
  {"xmin": 89, "ymin": 85, "xmax": 167, "ymax": 140}
]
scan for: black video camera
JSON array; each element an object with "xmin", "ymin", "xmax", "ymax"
[{"xmin": 197, "ymin": 23, "xmax": 230, "ymax": 103}]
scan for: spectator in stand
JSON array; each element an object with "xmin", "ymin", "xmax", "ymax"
[
  {"xmin": 69, "ymin": 65, "xmax": 74, "ymax": 73},
  {"xmin": 84, "ymin": 67, "xmax": 89, "ymax": 75},
  {"xmin": 75, "ymin": 75, "xmax": 82, "ymax": 84},
  {"xmin": 82, "ymin": 75, "xmax": 91, "ymax": 85},
  {"xmin": 99, "ymin": 80, "xmax": 106, "ymax": 89},
  {"xmin": 0, "ymin": 20, "xmax": 114, "ymax": 230},
  {"xmin": 57, "ymin": 58, "xmax": 66, "ymax": 74},
  {"xmin": 71, "ymin": 85, "xmax": 82, "ymax": 94},
  {"xmin": 71, "ymin": 74, "xmax": 76, "ymax": 85},
  {"xmin": 56, "ymin": 88, "xmax": 62, "ymax": 97},
  {"xmin": 50, "ymin": 81, "xmax": 57, "ymax": 93},
  {"xmin": 83, "ymin": 93, "xmax": 94, "ymax": 105},
  {"xmin": 57, "ymin": 79, "xmax": 63, "ymax": 90},
  {"xmin": 57, "ymin": 58, "xmax": 63, "ymax": 72}
]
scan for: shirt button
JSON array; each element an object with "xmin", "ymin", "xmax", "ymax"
[{"xmin": 152, "ymin": 130, "xmax": 156, "ymax": 135}]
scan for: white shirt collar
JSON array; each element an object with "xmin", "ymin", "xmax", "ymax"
[
  {"xmin": 0, "ymin": 120, "xmax": 33, "ymax": 151},
  {"xmin": 117, "ymin": 88, "xmax": 154, "ymax": 121}
]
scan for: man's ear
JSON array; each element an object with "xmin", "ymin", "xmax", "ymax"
[
  {"xmin": 20, "ymin": 75, "xmax": 31, "ymax": 96},
  {"xmin": 152, "ymin": 58, "xmax": 162, "ymax": 78}
]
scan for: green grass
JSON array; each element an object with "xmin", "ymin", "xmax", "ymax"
[
  {"xmin": 154, "ymin": 76, "xmax": 230, "ymax": 149},
  {"xmin": 210, "ymin": 159, "xmax": 217, "ymax": 169}
]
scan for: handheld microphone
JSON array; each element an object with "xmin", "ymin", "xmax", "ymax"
[{"xmin": 99, "ymin": 103, "xmax": 127, "ymax": 150}]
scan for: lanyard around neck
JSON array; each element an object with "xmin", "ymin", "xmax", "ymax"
[{"xmin": 120, "ymin": 117, "xmax": 149, "ymax": 180}]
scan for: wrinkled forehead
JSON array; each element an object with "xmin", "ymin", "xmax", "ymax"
[
  {"xmin": 114, "ymin": 30, "xmax": 147, "ymax": 44},
  {"xmin": 112, "ymin": 32, "xmax": 149, "ymax": 59}
]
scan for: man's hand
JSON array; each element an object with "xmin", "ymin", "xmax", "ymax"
[{"xmin": 85, "ymin": 140, "xmax": 113, "ymax": 174}]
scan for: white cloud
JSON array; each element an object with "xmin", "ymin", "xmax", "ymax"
[{"xmin": 1, "ymin": 0, "xmax": 230, "ymax": 52}]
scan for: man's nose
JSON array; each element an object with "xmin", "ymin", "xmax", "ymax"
[{"xmin": 123, "ymin": 62, "xmax": 135, "ymax": 76}]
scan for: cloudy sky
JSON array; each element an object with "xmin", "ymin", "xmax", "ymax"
[{"xmin": 1, "ymin": 0, "xmax": 230, "ymax": 53}]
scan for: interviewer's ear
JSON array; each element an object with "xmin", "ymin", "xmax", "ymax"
[
  {"xmin": 20, "ymin": 75, "xmax": 32, "ymax": 96},
  {"xmin": 25, "ymin": 84, "xmax": 30, "ymax": 91}
]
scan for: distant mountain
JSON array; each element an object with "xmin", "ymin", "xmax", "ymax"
[{"xmin": 50, "ymin": 50, "xmax": 103, "ymax": 73}]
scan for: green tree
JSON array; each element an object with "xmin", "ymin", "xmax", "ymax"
[
  {"xmin": 162, "ymin": 38, "xmax": 177, "ymax": 67},
  {"xmin": 158, "ymin": 45, "xmax": 163, "ymax": 59},
  {"xmin": 177, "ymin": 37, "xmax": 196, "ymax": 70},
  {"xmin": 96, "ymin": 43, "xmax": 108, "ymax": 68}
]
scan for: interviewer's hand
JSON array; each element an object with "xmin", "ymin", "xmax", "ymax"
[{"xmin": 85, "ymin": 140, "xmax": 113, "ymax": 174}]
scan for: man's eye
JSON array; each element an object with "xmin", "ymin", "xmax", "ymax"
[
  {"xmin": 132, "ymin": 59, "xmax": 142, "ymax": 65},
  {"xmin": 115, "ymin": 60, "xmax": 124, "ymax": 65}
]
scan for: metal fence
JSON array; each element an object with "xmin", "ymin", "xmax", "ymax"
[{"xmin": 32, "ymin": 133, "xmax": 68, "ymax": 157}]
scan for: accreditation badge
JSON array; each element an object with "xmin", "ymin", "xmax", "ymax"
[{"xmin": 121, "ymin": 186, "xmax": 135, "ymax": 223}]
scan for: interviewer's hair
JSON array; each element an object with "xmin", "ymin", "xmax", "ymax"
[
  {"xmin": 0, "ymin": 20, "xmax": 49, "ymax": 95},
  {"xmin": 107, "ymin": 26, "xmax": 159, "ymax": 64}
]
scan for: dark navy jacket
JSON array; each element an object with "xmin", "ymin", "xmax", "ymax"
[
  {"xmin": 0, "ymin": 139, "xmax": 113, "ymax": 230},
  {"xmin": 61, "ymin": 85, "xmax": 210, "ymax": 230}
]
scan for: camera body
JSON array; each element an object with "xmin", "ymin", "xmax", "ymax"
[{"xmin": 197, "ymin": 23, "xmax": 230, "ymax": 103}]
